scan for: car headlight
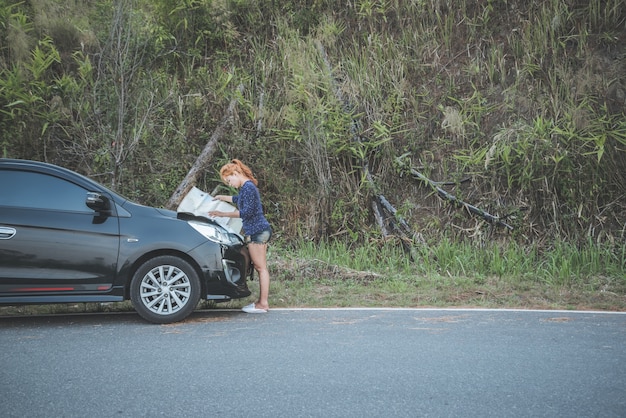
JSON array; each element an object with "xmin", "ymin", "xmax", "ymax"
[{"xmin": 188, "ymin": 221, "xmax": 241, "ymax": 245}]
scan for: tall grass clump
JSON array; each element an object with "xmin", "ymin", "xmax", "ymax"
[
  {"xmin": 288, "ymin": 238, "xmax": 414, "ymax": 276},
  {"xmin": 277, "ymin": 238, "xmax": 626, "ymax": 289}
]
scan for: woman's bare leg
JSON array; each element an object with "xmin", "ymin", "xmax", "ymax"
[{"xmin": 248, "ymin": 242, "xmax": 269, "ymax": 310}]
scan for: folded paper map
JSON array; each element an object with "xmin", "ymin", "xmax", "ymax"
[{"xmin": 177, "ymin": 186, "xmax": 243, "ymax": 234}]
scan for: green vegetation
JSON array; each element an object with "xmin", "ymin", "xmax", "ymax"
[
  {"xmin": 2, "ymin": 238, "xmax": 624, "ymax": 317},
  {"xmin": 0, "ymin": 0, "xmax": 624, "ymax": 313},
  {"xmin": 263, "ymin": 238, "xmax": 625, "ymax": 311}
]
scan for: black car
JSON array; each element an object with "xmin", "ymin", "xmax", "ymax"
[{"xmin": 0, "ymin": 159, "xmax": 252, "ymax": 323}]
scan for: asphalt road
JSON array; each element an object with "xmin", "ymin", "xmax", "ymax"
[{"xmin": 1, "ymin": 308, "xmax": 625, "ymax": 418}]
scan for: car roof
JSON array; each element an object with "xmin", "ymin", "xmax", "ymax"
[
  {"xmin": 1, "ymin": 158, "xmax": 78, "ymax": 174},
  {"xmin": 1, "ymin": 158, "xmax": 93, "ymax": 182},
  {"xmin": 0, "ymin": 158, "xmax": 124, "ymax": 200}
]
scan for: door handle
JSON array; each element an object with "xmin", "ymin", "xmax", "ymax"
[{"xmin": 0, "ymin": 227, "xmax": 17, "ymax": 239}]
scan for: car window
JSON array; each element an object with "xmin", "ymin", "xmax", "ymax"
[{"xmin": 0, "ymin": 170, "xmax": 92, "ymax": 212}]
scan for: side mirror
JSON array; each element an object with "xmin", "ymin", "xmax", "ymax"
[{"xmin": 86, "ymin": 192, "xmax": 111, "ymax": 214}]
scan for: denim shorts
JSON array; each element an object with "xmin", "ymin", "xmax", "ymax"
[{"xmin": 246, "ymin": 229, "xmax": 272, "ymax": 244}]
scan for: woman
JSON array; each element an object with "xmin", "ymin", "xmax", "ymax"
[{"xmin": 209, "ymin": 159, "xmax": 272, "ymax": 314}]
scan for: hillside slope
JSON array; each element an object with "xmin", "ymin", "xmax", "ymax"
[{"xmin": 0, "ymin": 0, "xmax": 624, "ymax": 245}]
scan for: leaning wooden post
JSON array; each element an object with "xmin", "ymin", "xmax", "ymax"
[{"xmin": 165, "ymin": 84, "xmax": 244, "ymax": 210}]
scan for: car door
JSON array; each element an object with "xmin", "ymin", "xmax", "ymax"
[{"xmin": 0, "ymin": 169, "xmax": 121, "ymax": 299}]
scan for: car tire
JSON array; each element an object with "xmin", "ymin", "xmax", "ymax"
[{"xmin": 130, "ymin": 255, "xmax": 201, "ymax": 324}]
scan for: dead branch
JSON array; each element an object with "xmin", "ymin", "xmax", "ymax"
[
  {"xmin": 371, "ymin": 200, "xmax": 391, "ymax": 238},
  {"xmin": 396, "ymin": 157, "xmax": 514, "ymax": 230}
]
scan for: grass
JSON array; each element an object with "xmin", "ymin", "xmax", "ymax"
[
  {"xmin": 1, "ymin": 239, "xmax": 624, "ymax": 319},
  {"xmin": 262, "ymin": 239, "xmax": 626, "ymax": 312}
]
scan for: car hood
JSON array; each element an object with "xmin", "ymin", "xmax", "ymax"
[{"xmin": 155, "ymin": 207, "xmax": 178, "ymax": 219}]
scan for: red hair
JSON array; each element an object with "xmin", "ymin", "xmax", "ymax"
[{"xmin": 220, "ymin": 159, "xmax": 258, "ymax": 186}]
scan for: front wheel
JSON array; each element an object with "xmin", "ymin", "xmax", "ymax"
[{"xmin": 130, "ymin": 255, "xmax": 201, "ymax": 324}]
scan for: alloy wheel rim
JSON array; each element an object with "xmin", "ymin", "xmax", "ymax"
[{"xmin": 139, "ymin": 265, "xmax": 191, "ymax": 315}]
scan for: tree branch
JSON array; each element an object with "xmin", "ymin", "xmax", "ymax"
[{"xmin": 165, "ymin": 84, "xmax": 244, "ymax": 210}]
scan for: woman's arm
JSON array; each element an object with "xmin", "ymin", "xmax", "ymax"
[
  {"xmin": 214, "ymin": 195, "xmax": 233, "ymax": 203},
  {"xmin": 208, "ymin": 194, "xmax": 240, "ymax": 218},
  {"xmin": 208, "ymin": 209, "xmax": 240, "ymax": 218}
]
